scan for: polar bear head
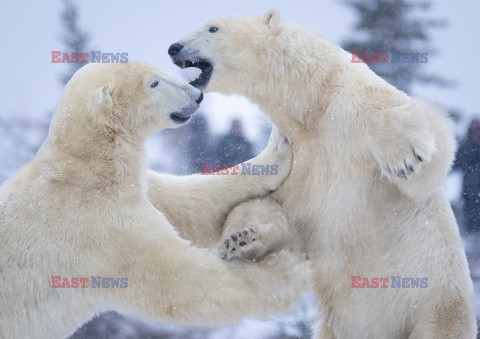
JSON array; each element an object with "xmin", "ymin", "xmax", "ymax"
[
  {"xmin": 168, "ymin": 9, "xmax": 286, "ymax": 94},
  {"xmin": 168, "ymin": 9, "xmax": 349, "ymax": 129},
  {"xmin": 51, "ymin": 62, "xmax": 203, "ymax": 147}
]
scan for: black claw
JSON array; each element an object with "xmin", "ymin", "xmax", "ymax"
[
  {"xmin": 405, "ymin": 160, "xmax": 414, "ymax": 173},
  {"xmin": 243, "ymin": 230, "xmax": 248, "ymax": 236},
  {"xmin": 413, "ymin": 149, "xmax": 423, "ymax": 162},
  {"xmin": 396, "ymin": 169, "xmax": 407, "ymax": 179},
  {"xmin": 231, "ymin": 235, "xmax": 237, "ymax": 242},
  {"xmin": 239, "ymin": 241, "xmax": 247, "ymax": 246},
  {"xmin": 249, "ymin": 228, "xmax": 255, "ymax": 233},
  {"xmin": 252, "ymin": 238, "xmax": 256, "ymax": 242},
  {"xmin": 231, "ymin": 248, "xmax": 236, "ymax": 251},
  {"xmin": 225, "ymin": 240, "xmax": 229, "ymax": 249}
]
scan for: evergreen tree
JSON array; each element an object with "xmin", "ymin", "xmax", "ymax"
[
  {"xmin": 342, "ymin": 0, "xmax": 450, "ymax": 94},
  {"xmin": 59, "ymin": 0, "xmax": 90, "ymax": 84}
]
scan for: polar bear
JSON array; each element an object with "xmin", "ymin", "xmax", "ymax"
[
  {"xmin": 0, "ymin": 61, "xmax": 311, "ymax": 338},
  {"xmin": 166, "ymin": 9, "xmax": 477, "ymax": 338}
]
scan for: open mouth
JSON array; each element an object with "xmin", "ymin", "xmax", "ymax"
[
  {"xmin": 170, "ymin": 112, "xmax": 192, "ymax": 124},
  {"xmin": 174, "ymin": 59, "xmax": 213, "ymax": 90}
]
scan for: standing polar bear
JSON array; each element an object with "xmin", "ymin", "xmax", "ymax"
[
  {"xmin": 0, "ymin": 62, "xmax": 311, "ymax": 338},
  {"xmin": 167, "ymin": 9, "xmax": 477, "ymax": 338}
]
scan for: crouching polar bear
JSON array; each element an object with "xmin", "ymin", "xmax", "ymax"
[
  {"xmin": 0, "ymin": 62, "xmax": 311, "ymax": 338},
  {"xmin": 167, "ymin": 9, "xmax": 477, "ymax": 338}
]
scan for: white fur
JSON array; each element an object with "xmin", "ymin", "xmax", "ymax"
[
  {"xmin": 217, "ymin": 197, "xmax": 295, "ymax": 261},
  {"xmin": 0, "ymin": 62, "xmax": 311, "ymax": 338},
  {"xmin": 170, "ymin": 10, "xmax": 476, "ymax": 338}
]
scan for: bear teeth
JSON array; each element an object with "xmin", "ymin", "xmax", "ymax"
[{"xmin": 182, "ymin": 60, "xmax": 186, "ymax": 69}]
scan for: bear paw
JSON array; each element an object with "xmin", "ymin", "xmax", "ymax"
[
  {"xmin": 371, "ymin": 101, "xmax": 437, "ymax": 182},
  {"xmin": 381, "ymin": 147, "xmax": 432, "ymax": 181},
  {"xmin": 250, "ymin": 126, "xmax": 293, "ymax": 192},
  {"xmin": 218, "ymin": 227, "xmax": 261, "ymax": 261}
]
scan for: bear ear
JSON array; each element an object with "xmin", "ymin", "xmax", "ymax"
[
  {"xmin": 263, "ymin": 8, "xmax": 280, "ymax": 28},
  {"xmin": 97, "ymin": 85, "xmax": 113, "ymax": 109}
]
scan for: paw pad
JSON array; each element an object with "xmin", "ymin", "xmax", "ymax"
[{"xmin": 218, "ymin": 227, "xmax": 258, "ymax": 261}]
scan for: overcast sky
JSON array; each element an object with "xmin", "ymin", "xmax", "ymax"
[{"xmin": 1, "ymin": 0, "xmax": 479, "ymax": 139}]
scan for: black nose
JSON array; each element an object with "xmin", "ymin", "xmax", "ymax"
[
  {"xmin": 196, "ymin": 92, "xmax": 203, "ymax": 104},
  {"xmin": 168, "ymin": 43, "xmax": 184, "ymax": 56}
]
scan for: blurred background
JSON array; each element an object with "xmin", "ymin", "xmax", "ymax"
[{"xmin": 0, "ymin": 0, "xmax": 479, "ymax": 337}]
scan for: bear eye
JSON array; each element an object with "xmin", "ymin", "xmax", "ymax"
[
  {"xmin": 209, "ymin": 26, "xmax": 219, "ymax": 33},
  {"xmin": 150, "ymin": 80, "xmax": 159, "ymax": 88}
]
